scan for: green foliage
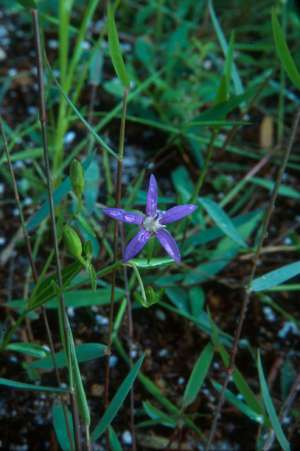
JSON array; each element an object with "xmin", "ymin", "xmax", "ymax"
[
  {"xmin": 107, "ymin": 2, "xmax": 130, "ymax": 88},
  {"xmin": 251, "ymin": 261, "xmax": 300, "ymax": 292},
  {"xmin": 257, "ymin": 352, "xmax": 290, "ymax": 451},
  {"xmin": 91, "ymin": 355, "xmax": 144, "ymax": 440},
  {"xmin": 272, "ymin": 8, "xmax": 300, "ymax": 90},
  {"xmin": 182, "ymin": 343, "xmax": 214, "ymax": 409}
]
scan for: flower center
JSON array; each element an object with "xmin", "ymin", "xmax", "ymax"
[{"xmin": 143, "ymin": 215, "xmax": 163, "ymax": 233}]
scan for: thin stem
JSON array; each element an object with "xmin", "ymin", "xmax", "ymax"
[
  {"xmin": 103, "ymin": 88, "xmax": 129, "ymax": 448},
  {"xmin": 121, "ymin": 224, "xmax": 137, "ymax": 451},
  {"xmin": 191, "ymin": 129, "xmax": 217, "ymax": 203},
  {"xmin": 205, "ymin": 107, "xmax": 300, "ymax": 450},
  {"xmin": 31, "ymin": 9, "xmax": 81, "ymax": 451},
  {"xmin": 180, "ymin": 129, "xmax": 217, "ymax": 242},
  {"xmin": 0, "ymin": 119, "xmax": 75, "ymax": 450}
]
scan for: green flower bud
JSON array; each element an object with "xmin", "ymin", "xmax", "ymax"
[
  {"xmin": 70, "ymin": 159, "xmax": 85, "ymax": 198},
  {"xmin": 63, "ymin": 225, "xmax": 82, "ymax": 259}
]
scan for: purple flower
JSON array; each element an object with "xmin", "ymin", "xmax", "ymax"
[{"xmin": 103, "ymin": 174, "xmax": 197, "ymax": 263}]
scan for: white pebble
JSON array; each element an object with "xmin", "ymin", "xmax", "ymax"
[
  {"xmin": 0, "ymin": 237, "xmax": 6, "ymax": 245},
  {"xmin": 95, "ymin": 314, "xmax": 109, "ymax": 326},
  {"xmin": 278, "ymin": 321, "xmax": 299, "ymax": 339},
  {"xmin": 64, "ymin": 131, "xmax": 76, "ymax": 144},
  {"xmin": 263, "ymin": 306, "xmax": 276, "ymax": 322},
  {"xmin": 122, "ymin": 430, "xmax": 132, "ymax": 446},
  {"xmin": 109, "ymin": 355, "xmax": 118, "ymax": 368}
]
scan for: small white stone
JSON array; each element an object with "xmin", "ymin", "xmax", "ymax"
[
  {"xmin": 263, "ymin": 306, "xmax": 276, "ymax": 322},
  {"xmin": 203, "ymin": 59, "xmax": 212, "ymax": 70},
  {"xmin": 0, "ymin": 183, "xmax": 4, "ymax": 194},
  {"xmin": 81, "ymin": 40, "xmax": 90, "ymax": 50},
  {"xmin": 64, "ymin": 131, "xmax": 76, "ymax": 144},
  {"xmin": 67, "ymin": 307, "xmax": 75, "ymax": 318},
  {"xmin": 109, "ymin": 355, "xmax": 118, "ymax": 368},
  {"xmin": 0, "ymin": 237, "xmax": 6, "ymax": 245},
  {"xmin": 48, "ymin": 39, "xmax": 58, "ymax": 49},
  {"xmin": 122, "ymin": 430, "xmax": 132, "ymax": 445},
  {"xmin": 24, "ymin": 197, "xmax": 33, "ymax": 206},
  {"xmin": 95, "ymin": 314, "xmax": 109, "ymax": 326},
  {"xmin": 178, "ymin": 377, "xmax": 185, "ymax": 385},
  {"xmin": 8, "ymin": 68, "xmax": 17, "ymax": 77},
  {"xmin": 158, "ymin": 348, "xmax": 168, "ymax": 358},
  {"xmin": 278, "ymin": 321, "xmax": 300, "ymax": 338}
]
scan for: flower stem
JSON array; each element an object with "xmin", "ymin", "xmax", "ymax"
[
  {"xmin": 31, "ymin": 9, "xmax": 81, "ymax": 450},
  {"xmin": 205, "ymin": 107, "xmax": 300, "ymax": 450},
  {"xmin": 103, "ymin": 88, "xmax": 129, "ymax": 439}
]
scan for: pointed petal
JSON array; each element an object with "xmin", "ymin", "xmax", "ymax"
[
  {"xmin": 124, "ymin": 229, "xmax": 151, "ymax": 261},
  {"xmin": 160, "ymin": 205, "xmax": 197, "ymax": 224},
  {"xmin": 146, "ymin": 174, "xmax": 158, "ymax": 216},
  {"xmin": 103, "ymin": 208, "xmax": 144, "ymax": 224},
  {"xmin": 156, "ymin": 229, "xmax": 181, "ymax": 263}
]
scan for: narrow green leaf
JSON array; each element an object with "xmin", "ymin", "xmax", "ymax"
[
  {"xmin": 0, "ymin": 377, "xmax": 67, "ymax": 393},
  {"xmin": 52, "ymin": 401, "xmax": 74, "ymax": 451},
  {"xmin": 257, "ymin": 352, "xmax": 290, "ymax": 451},
  {"xmin": 107, "ymin": 3, "xmax": 130, "ymax": 88},
  {"xmin": 208, "ymin": 313, "xmax": 265, "ymax": 416},
  {"xmin": 7, "ymin": 342, "xmax": 48, "ymax": 359},
  {"xmin": 250, "ymin": 261, "xmax": 300, "ymax": 292},
  {"xmin": 208, "ymin": 0, "xmax": 243, "ymax": 96},
  {"xmin": 130, "ymin": 257, "xmax": 173, "ymax": 268},
  {"xmin": 91, "ymin": 355, "xmax": 144, "ymax": 441},
  {"xmin": 212, "ymin": 381, "xmax": 265, "ymax": 424},
  {"xmin": 272, "ymin": 9, "xmax": 300, "ymax": 90},
  {"xmin": 182, "ymin": 343, "xmax": 214, "ymax": 409},
  {"xmin": 108, "ymin": 426, "xmax": 123, "ymax": 451},
  {"xmin": 143, "ymin": 401, "xmax": 176, "ymax": 428},
  {"xmin": 67, "ymin": 319, "xmax": 90, "ymax": 426},
  {"xmin": 30, "ymin": 343, "xmax": 106, "ymax": 370},
  {"xmin": 199, "ymin": 197, "xmax": 247, "ymax": 247}
]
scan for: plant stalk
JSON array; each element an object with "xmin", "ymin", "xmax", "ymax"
[
  {"xmin": 103, "ymin": 88, "xmax": 129, "ymax": 448},
  {"xmin": 205, "ymin": 107, "xmax": 300, "ymax": 450},
  {"xmin": 31, "ymin": 9, "xmax": 82, "ymax": 450}
]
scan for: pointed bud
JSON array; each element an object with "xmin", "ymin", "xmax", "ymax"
[
  {"xmin": 70, "ymin": 159, "xmax": 85, "ymax": 198},
  {"xmin": 63, "ymin": 225, "xmax": 82, "ymax": 259}
]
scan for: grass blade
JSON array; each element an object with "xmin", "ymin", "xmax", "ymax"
[
  {"xmin": 250, "ymin": 260, "xmax": 300, "ymax": 292},
  {"xmin": 107, "ymin": 2, "xmax": 130, "ymax": 88},
  {"xmin": 257, "ymin": 352, "xmax": 290, "ymax": 451},
  {"xmin": 91, "ymin": 355, "xmax": 144, "ymax": 441},
  {"xmin": 0, "ymin": 377, "xmax": 67, "ymax": 393},
  {"xmin": 272, "ymin": 8, "xmax": 300, "ymax": 90},
  {"xmin": 182, "ymin": 343, "xmax": 214, "ymax": 409},
  {"xmin": 199, "ymin": 197, "xmax": 247, "ymax": 247}
]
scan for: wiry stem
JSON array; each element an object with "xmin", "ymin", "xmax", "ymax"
[
  {"xmin": 31, "ymin": 9, "xmax": 82, "ymax": 451},
  {"xmin": 103, "ymin": 88, "xmax": 129, "ymax": 448},
  {"xmin": 205, "ymin": 107, "xmax": 300, "ymax": 450},
  {"xmin": 0, "ymin": 118, "xmax": 75, "ymax": 450},
  {"xmin": 121, "ymin": 224, "xmax": 136, "ymax": 451}
]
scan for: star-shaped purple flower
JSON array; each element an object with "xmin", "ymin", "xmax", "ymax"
[{"xmin": 103, "ymin": 175, "xmax": 197, "ymax": 263}]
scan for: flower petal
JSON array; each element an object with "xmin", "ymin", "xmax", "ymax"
[
  {"xmin": 146, "ymin": 174, "xmax": 158, "ymax": 216},
  {"xmin": 156, "ymin": 229, "xmax": 181, "ymax": 263},
  {"xmin": 124, "ymin": 229, "xmax": 151, "ymax": 261},
  {"xmin": 103, "ymin": 208, "xmax": 144, "ymax": 224},
  {"xmin": 160, "ymin": 204, "xmax": 197, "ymax": 224}
]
